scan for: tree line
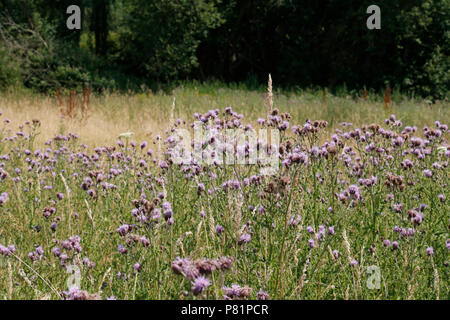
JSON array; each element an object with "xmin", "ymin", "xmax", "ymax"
[{"xmin": 0, "ymin": 0, "xmax": 448, "ymax": 99}]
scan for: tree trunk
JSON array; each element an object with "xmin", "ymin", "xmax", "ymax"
[{"xmin": 92, "ymin": 0, "xmax": 108, "ymax": 56}]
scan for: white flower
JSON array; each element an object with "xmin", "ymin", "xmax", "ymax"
[
  {"xmin": 437, "ymin": 146, "xmax": 447, "ymax": 154},
  {"xmin": 118, "ymin": 132, "xmax": 135, "ymax": 139}
]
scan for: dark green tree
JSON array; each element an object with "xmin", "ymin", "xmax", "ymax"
[
  {"xmin": 91, "ymin": 0, "xmax": 109, "ymax": 56},
  {"xmin": 117, "ymin": 0, "xmax": 222, "ymax": 81}
]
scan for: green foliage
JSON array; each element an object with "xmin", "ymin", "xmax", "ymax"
[
  {"xmin": 0, "ymin": 49, "xmax": 20, "ymax": 88},
  {"xmin": 396, "ymin": 0, "xmax": 450, "ymax": 99},
  {"xmin": 0, "ymin": 0, "xmax": 448, "ymax": 99},
  {"xmin": 117, "ymin": 0, "xmax": 222, "ymax": 81},
  {"xmin": 197, "ymin": 0, "xmax": 449, "ymax": 99},
  {"xmin": 411, "ymin": 46, "xmax": 450, "ymax": 100}
]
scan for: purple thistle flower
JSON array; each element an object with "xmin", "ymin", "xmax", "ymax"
[
  {"xmin": 134, "ymin": 263, "xmax": 142, "ymax": 272},
  {"xmin": 197, "ymin": 183, "xmax": 205, "ymax": 194},
  {"xmin": 238, "ymin": 233, "xmax": 251, "ymax": 245},
  {"xmin": 393, "ymin": 203, "xmax": 403, "ymax": 213},
  {"xmin": 116, "ymin": 224, "xmax": 130, "ymax": 236},
  {"xmin": 117, "ymin": 244, "xmax": 128, "ymax": 254},
  {"xmin": 159, "ymin": 161, "xmax": 168, "ymax": 169},
  {"xmin": 35, "ymin": 246, "xmax": 44, "ymax": 256},
  {"xmin": 348, "ymin": 184, "xmax": 361, "ymax": 200},
  {"xmin": 0, "ymin": 244, "xmax": 14, "ymax": 257},
  {"xmin": 163, "ymin": 209, "xmax": 173, "ymax": 220},
  {"xmin": 140, "ymin": 236, "xmax": 150, "ymax": 247},
  {"xmin": 87, "ymin": 188, "xmax": 96, "ymax": 198},
  {"xmin": 222, "ymin": 284, "xmax": 252, "ymax": 299},
  {"xmin": 191, "ymin": 275, "xmax": 211, "ymax": 295},
  {"xmin": 257, "ymin": 289, "xmax": 269, "ymax": 300},
  {"xmin": 332, "ymin": 250, "xmax": 340, "ymax": 258},
  {"xmin": 162, "ymin": 201, "xmax": 172, "ymax": 211},
  {"xmin": 423, "ymin": 169, "xmax": 433, "ymax": 178},
  {"xmin": 138, "ymin": 159, "xmax": 147, "ymax": 167},
  {"xmin": 328, "ymin": 226, "xmax": 335, "ymax": 235},
  {"xmin": 215, "ymin": 225, "xmax": 224, "ymax": 235}
]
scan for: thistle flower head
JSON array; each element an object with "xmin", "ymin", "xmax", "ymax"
[{"xmin": 191, "ymin": 275, "xmax": 211, "ymax": 295}]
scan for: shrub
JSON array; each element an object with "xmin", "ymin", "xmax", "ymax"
[{"xmin": 0, "ymin": 48, "xmax": 20, "ymax": 88}]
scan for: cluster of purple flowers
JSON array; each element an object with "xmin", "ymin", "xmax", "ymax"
[
  {"xmin": 393, "ymin": 226, "xmax": 416, "ymax": 238},
  {"xmin": 28, "ymin": 245, "xmax": 44, "ymax": 261},
  {"xmin": 358, "ymin": 176, "xmax": 377, "ymax": 187},
  {"xmin": 172, "ymin": 256, "xmax": 234, "ymax": 280},
  {"xmin": 172, "ymin": 256, "xmax": 234, "ymax": 295},
  {"xmin": 0, "ymin": 107, "xmax": 448, "ymax": 300},
  {"xmin": 223, "ymin": 284, "xmax": 253, "ymax": 300},
  {"xmin": 306, "ymin": 225, "xmax": 335, "ymax": 248},
  {"xmin": 51, "ymin": 236, "xmax": 85, "ymax": 266},
  {"xmin": 191, "ymin": 275, "xmax": 211, "ymax": 295},
  {"xmin": 382, "ymin": 239, "xmax": 399, "ymax": 249},
  {"xmin": 63, "ymin": 287, "xmax": 101, "ymax": 300},
  {"xmin": 339, "ymin": 184, "xmax": 361, "ymax": 203},
  {"xmin": 0, "ymin": 244, "xmax": 15, "ymax": 257},
  {"xmin": 0, "ymin": 192, "xmax": 8, "ymax": 205}
]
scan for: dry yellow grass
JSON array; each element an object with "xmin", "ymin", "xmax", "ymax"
[
  {"xmin": 0, "ymin": 85, "xmax": 448, "ymax": 147},
  {"xmin": 0, "ymin": 92, "xmax": 166, "ymax": 146}
]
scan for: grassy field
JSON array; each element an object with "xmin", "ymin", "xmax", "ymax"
[
  {"xmin": 0, "ymin": 83, "xmax": 449, "ymax": 300},
  {"xmin": 1, "ymin": 82, "xmax": 448, "ymax": 146}
]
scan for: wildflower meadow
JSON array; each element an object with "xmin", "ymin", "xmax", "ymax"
[{"xmin": 0, "ymin": 83, "xmax": 448, "ymax": 300}]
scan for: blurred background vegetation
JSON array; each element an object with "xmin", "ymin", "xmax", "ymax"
[{"xmin": 0, "ymin": 0, "xmax": 448, "ymax": 100}]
